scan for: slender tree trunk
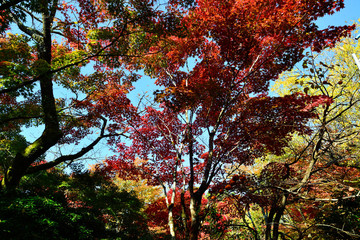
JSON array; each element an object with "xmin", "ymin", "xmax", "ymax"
[
  {"xmin": 166, "ymin": 179, "xmax": 177, "ymax": 240},
  {"xmin": 265, "ymin": 203, "xmax": 276, "ymax": 240},
  {"xmin": 181, "ymin": 190, "xmax": 189, "ymax": 239},
  {"xmin": 272, "ymin": 195, "xmax": 287, "ymax": 240},
  {"xmin": 168, "ymin": 203, "xmax": 176, "ymax": 240},
  {"xmin": 264, "ymin": 194, "xmax": 288, "ymax": 240},
  {"xmin": 189, "ymin": 195, "xmax": 202, "ymax": 240}
]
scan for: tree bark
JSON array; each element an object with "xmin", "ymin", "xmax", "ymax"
[
  {"xmin": 265, "ymin": 203, "xmax": 276, "ymax": 240},
  {"xmin": 168, "ymin": 202, "xmax": 176, "ymax": 240},
  {"xmin": 189, "ymin": 193, "xmax": 203, "ymax": 240},
  {"xmin": 1, "ymin": 3, "xmax": 62, "ymax": 192},
  {"xmin": 272, "ymin": 195, "xmax": 287, "ymax": 240},
  {"xmin": 181, "ymin": 190, "xmax": 189, "ymax": 239}
]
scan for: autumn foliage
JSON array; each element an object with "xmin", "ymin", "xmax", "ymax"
[
  {"xmin": 1, "ymin": 0, "xmax": 358, "ymax": 239},
  {"xmin": 103, "ymin": 0, "xmax": 354, "ymax": 239}
]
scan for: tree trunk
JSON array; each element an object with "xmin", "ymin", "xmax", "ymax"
[
  {"xmin": 168, "ymin": 203, "xmax": 176, "ymax": 240},
  {"xmin": 1, "ymin": 6, "xmax": 62, "ymax": 193},
  {"xmin": 264, "ymin": 193, "xmax": 288, "ymax": 240},
  {"xmin": 1, "ymin": 122, "xmax": 62, "ymax": 192},
  {"xmin": 189, "ymin": 195, "xmax": 202, "ymax": 240},
  {"xmin": 272, "ymin": 195, "xmax": 287, "ymax": 240},
  {"xmin": 265, "ymin": 203, "xmax": 276, "ymax": 240},
  {"xmin": 166, "ymin": 179, "xmax": 177, "ymax": 240},
  {"xmin": 265, "ymin": 194, "xmax": 288, "ymax": 240},
  {"xmin": 181, "ymin": 190, "xmax": 189, "ymax": 239}
]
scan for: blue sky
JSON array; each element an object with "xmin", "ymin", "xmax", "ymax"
[{"xmin": 317, "ymin": 0, "xmax": 359, "ymax": 28}]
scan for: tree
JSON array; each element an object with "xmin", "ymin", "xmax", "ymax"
[
  {"xmin": 105, "ymin": 1, "xmax": 354, "ymax": 239},
  {"xmin": 0, "ymin": 0, "xmax": 175, "ymax": 192},
  {"xmin": 245, "ymin": 24, "xmax": 360, "ymax": 239}
]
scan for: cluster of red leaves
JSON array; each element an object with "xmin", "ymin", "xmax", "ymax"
[
  {"xmin": 145, "ymin": 0, "xmax": 353, "ymax": 112},
  {"xmin": 0, "ymin": 10, "xmax": 10, "ymax": 32},
  {"xmin": 56, "ymin": 0, "xmax": 108, "ymax": 50},
  {"xmin": 60, "ymin": 81, "xmax": 136, "ymax": 144},
  {"xmin": 201, "ymin": 208, "xmax": 231, "ymax": 238},
  {"xmin": 209, "ymin": 161, "xmax": 297, "ymax": 209},
  {"xmin": 105, "ymin": 105, "xmax": 189, "ymax": 185},
  {"xmin": 122, "ymin": 0, "xmax": 353, "ymax": 176},
  {"xmin": 145, "ymin": 197, "xmax": 170, "ymax": 231}
]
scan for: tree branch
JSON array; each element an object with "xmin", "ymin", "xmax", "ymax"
[
  {"xmin": 0, "ymin": 0, "xmax": 25, "ymax": 11},
  {"xmin": 0, "ymin": 18, "xmax": 129, "ymax": 95},
  {"xmin": 0, "ymin": 115, "xmax": 42, "ymax": 125},
  {"xmin": 25, "ymin": 117, "xmax": 108, "ymax": 174},
  {"xmin": 315, "ymin": 224, "xmax": 360, "ymax": 238}
]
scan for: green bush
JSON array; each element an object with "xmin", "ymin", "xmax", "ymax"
[
  {"xmin": 0, "ymin": 194, "xmax": 105, "ymax": 239},
  {"xmin": 0, "ymin": 168, "xmax": 153, "ymax": 239}
]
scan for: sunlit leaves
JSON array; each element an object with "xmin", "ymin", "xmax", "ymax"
[
  {"xmin": 261, "ymin": 25, "xmax": 360, "ymax": 239},
  {"xmin": 103, "ymin": 1, "xmax": 354, "ymax": 238},
  {"xmin": 0, "ymin": 34, "xmax": 34, "ymax": 96}
]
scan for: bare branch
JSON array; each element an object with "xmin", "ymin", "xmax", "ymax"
[{"xmin": 315, "ymin": 224, "xmax": 360, "ymax": 238}]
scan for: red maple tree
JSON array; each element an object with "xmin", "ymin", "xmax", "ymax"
[{"xmin": 104, "ymin": 0, "xmax": 354, "ymax": 239}]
